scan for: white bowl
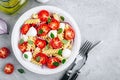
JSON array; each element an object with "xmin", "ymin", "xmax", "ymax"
[{"xmin": 11, "ymin": 5, "xmax": 81, "ymax": 75}]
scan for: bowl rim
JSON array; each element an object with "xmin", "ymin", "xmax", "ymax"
[{"xmin": 11, "ymin": 5, "xmax": 81, "ymax": 75}]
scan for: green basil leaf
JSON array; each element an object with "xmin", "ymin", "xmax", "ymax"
[
  {"xmin": 60, "ymin": 16, "xmax": 65, "ymax": 21},
  {"xmin": 50, "ymin": 33, "xmax": 54, "ymax": 38},
  {"xmin": 19, "ymin": 39, "xmax": 24, "ymax": 44},
  {"xmin": 28, "ymin": 40, "xmax": 33, "ymax": 45},
  {"xmin": 47, "ymin": 18, "xmax": 51, "ymax": 23},
  {"xmin": 62, "ymin": 39, "xmax": 68, "ymax": 44},
  {"xmin": 62, "ymin": 59, "xmax": 66, "ymax": 64},
  {"xmin": 36, "ymin": 56, "xmax": 40, "ymax": 62},
  {"xmin": 45, "ymin": 45, "xmax": 49, "ymax": 50},
  {"xmin": 57, "ymin": 28, "xmax": 63, "ymax": 34},
  {"xmin": 18, "ymin": 69, "xmax": 25, "ymax": 74},
  {"xmin": 24, "ymin": 54, "xmax": 28, "ymax": 59},
  {"xmin": 58, "ymin": 49, "xmax": 63, "ymax": 55},
  {"xmin": 53, "ymin": 62, "xmax": 59, "ymax": 66},
  {"xmin": 38, "ymin": 29, "xmax": 43, "ymax": 34}
]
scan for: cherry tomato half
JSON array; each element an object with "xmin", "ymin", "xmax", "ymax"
[
  {"xmin": 21, "ymin": 24, "xmax": 30, "ymax": 35},
  {"xmin": 37, "ymin": 24, "xmax": 50, "ymax": 36},
  {"xmin": 35, "ymin": 53, "xmax": 48, "ymax": 65},
  {"xmin": 64, "ymin": 27, "xmax": 75, "ymax": 40},
  {"xmin": 35, "ymin": 38, "xmax": 46, "ymax": 49},
  {"xmin": 0, "ymin": 47, "xmax": 10, "ymax": 59},
  {"xmin": 4, "ymin": 63, "xmax": 14, "ymax": 74},
  {"xmin": 38, "ymin": 10, "xmax": 49, "ymax": 22},
  {"xmin": 18, "ymin": 42, "xmax": 27, "ymax": 53},
  {"xmin": 50, "ymin": 37, "xmax": 62, "ymax": 49},
  {"xmin": 48, "ymin": 19, "xmax": 60, "ymax": 30},
  {"xmin": 47, "ymin": 57, "xmax": 60, "ymax": 69}
]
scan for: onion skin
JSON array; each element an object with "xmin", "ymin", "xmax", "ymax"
[{"xmin": 0, "ymin": 18, "xmax": 8, "ymax": 35}]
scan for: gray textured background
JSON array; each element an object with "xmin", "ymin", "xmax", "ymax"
[{"xmin": 0, "ymin": 0, "xmax": 120, "ymax": 80}]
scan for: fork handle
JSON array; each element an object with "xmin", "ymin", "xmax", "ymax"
[
  {"xmin": 69, "ymin": 71, "xmax": 80, "ymax": 80},
  {"xmin": 61, "ymin": 63, "xmax": 76, "ymax": 80},
  {"xmin": 60, "ymin": 73, "xmax": 71, "ymax": 80}
]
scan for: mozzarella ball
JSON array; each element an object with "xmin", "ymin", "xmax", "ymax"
[
  {"xmin": 48, "ymin": 30, "xmax": 57, "ymax": 38},
  {"xmin": 59, "ymin": 23, "xmax": 65, "ymax": 30},
  {"xmin": 21, "ymin": 35, "xmax": 28, "ymax": 41},
  {"xmin": 23, "ymin": 51, "xmax": 32, "ymax": 61},
  {"xmin": 26, "ymin": 27, "xmax": 37, "ymax": 36},
  {"xmin": 62, "ymin": 49, "xmax": 72, "ymax": 58}
]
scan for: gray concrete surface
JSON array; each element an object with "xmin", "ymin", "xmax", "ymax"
[{"xmin": 0, "ymin": 0, "xmax": 120, "ymax": 80}]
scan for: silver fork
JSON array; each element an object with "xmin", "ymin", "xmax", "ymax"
[
  {"xmin": 69, "ymin": 41, "xmax": 102, "ymax": 80},
  {"xmin": 60, "ymin": 41, "xmax": 92, "ymax": 80}
]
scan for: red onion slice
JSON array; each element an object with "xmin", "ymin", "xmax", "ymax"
[
  {"xmin": 63, "ymin": 22, "xmax": 72, "ymax": 27},
  {"xmin": 0, "ymin": 18, "xmax": 8, "ymax": 35}
]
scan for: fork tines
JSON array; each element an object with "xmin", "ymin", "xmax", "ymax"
[{"xmin": 79, "ymin": 40, "xmax": 92, "ymax": 56}]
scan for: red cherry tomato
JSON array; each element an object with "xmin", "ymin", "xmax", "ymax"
[
  {"xmin": 64, "ymin": 27, "xmax": 75, "ymax": 40},
  {"xmin": 21, "ymin": 24, "xmax": 30, "ymax": 35},
  {"xmin": 0, "ymin": 47, "xmax": 10, "ymax": 59},
  {"xmin": 50, "ymin": 37, "xmax": 62, "ymax": 49},
  {"xmin": 18, "ymin": 42, "xmax": 27, "ymax": 53},
  {"xmin": 47, "ymin": 57, "xmax": 60, "ymax": 69},
  {"xmin": 37, "ymin": 24, "xmax": 50, "ymax": 36},
  {"xmin": 35, "ymin": 38, "xmax": 46, "ymax": 49},
  {"xmin": 35, "ymin": 53, "xmax": 48, "ymax": 65},
  {"xmin": 48, "ymin": 19, "xmax": 60, "ymax": 30},
  {"xmin": 38, "ymin": 10, "xmax": 49, "ymax": 22},
  {"xmin": 4, "ymin": 63, "xmax": 14, "ymax": 74},
  {"xmin": 30, "ymin": 23, "xmax": 37, "ymax": 28}
]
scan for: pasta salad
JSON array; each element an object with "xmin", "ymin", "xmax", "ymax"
[{"xmin": 18, "ymin": 10, "xmax": 75, "ymax": 69}]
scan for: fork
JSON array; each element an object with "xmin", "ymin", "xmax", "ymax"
[
  {"xmin": 60, "ymin": 41, "xmax": 92, "ymax": 80},
  {"xmin": 69, "ymin": 41, "xmax": 102, "ymax": 80}
]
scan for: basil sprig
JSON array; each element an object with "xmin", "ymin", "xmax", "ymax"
[
  {"xmin": 53, "ymin": 62, "xmax": 59, "ymax": 66},
  {"xmin": 58, "ymin": 49, "xmax": 63, "ymax": 55},
  {"xmin": 62, "ymin": 39, "xmax": 68, "ymax": 44},
  {"xmin": 18, "ymin": 69, "xmax": 25, "ymax": 74},
  {"xmin": 57, "ymin": 28, "xmax": 63, "ymax": 34},
  {"xmin": 60, "ymin": 16, "xmax": 65, "ymax": 21},
  {"xmin": 62, "ymin": 59, "xmax": 66, "ymax": 64},
  {"xmin": 38, "ymin": 29, "xmax": 43, "ymax": 34},
  {"xmin": 24, "ymin": 54, "xmax": 28, "ymax": 59},
  {"xmin": 36, "ymin": 56, "xmax": 40, "ymax": 62},
  {"xmin": 50, "ymin": 33, "xmax": 54, "ymax": 38},
  {"xmin": 19, "ymin": 39, "xmax": 24, "ymax": 44},
  {"xmin": 47, "ymin": 18, "xmax": 51, "ymax": 23},
  {"xmin": 28, "ymin": 40, "xmax": 33, "ymax": 45}
]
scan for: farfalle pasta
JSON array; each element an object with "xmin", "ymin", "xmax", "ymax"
[{"xmin": 18, "ymin": 9, "xmax": 75, "ymax": 69}]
